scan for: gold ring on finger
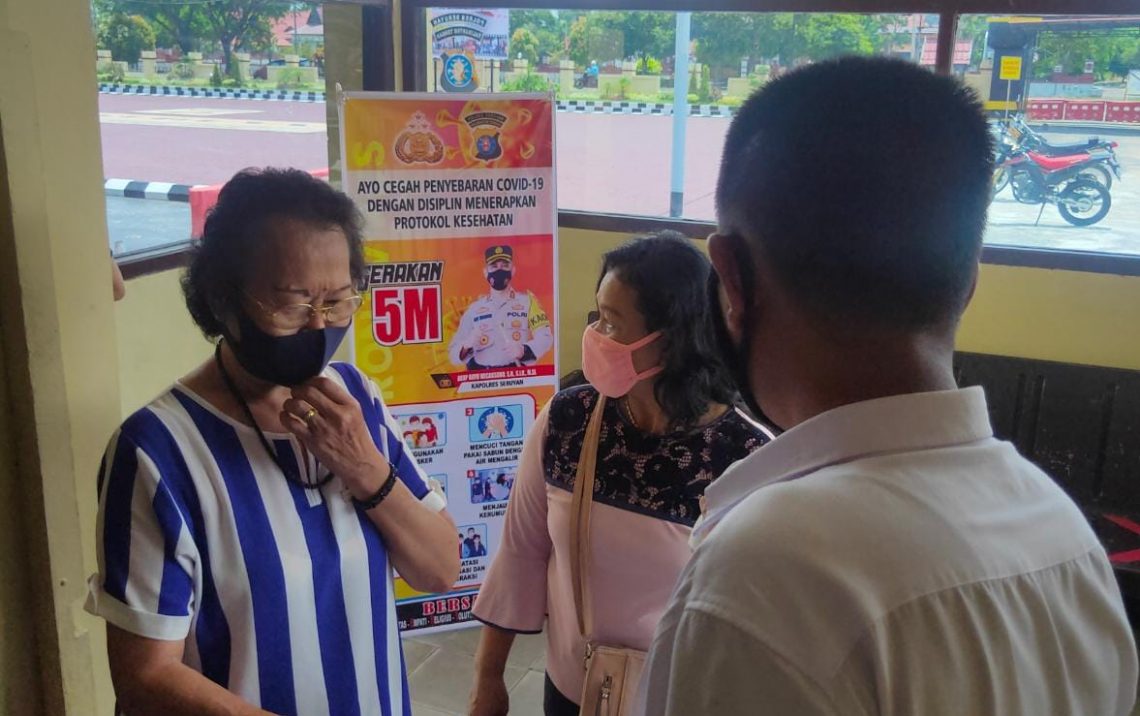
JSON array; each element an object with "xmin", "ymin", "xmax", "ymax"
[{"xmin": 303, "ymin": 407, "xmax": 319, "ymax": 425}]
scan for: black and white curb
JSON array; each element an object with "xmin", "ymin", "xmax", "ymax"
[
  {"xmin": 99, "ymin": 83, "xmax": 324, "ymax": 103},
  {"xmin": 105, "ymin": 178, "xmax": 194, "ymax": 202},
  {"xmin": 97, "ymin": 85, "xmax": 741, "ymax": 115},
  {"xmin": 555, "ymin": 99, "xmax": 737, "ymax": 117}
]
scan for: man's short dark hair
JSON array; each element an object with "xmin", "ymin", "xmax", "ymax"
[
  {"xmin": 182, "ymin": 167, "xmax": 365, "ymax": 339},
  {"xmin": 716, "ymin": 56, "xmax": 993, "ymax": 330}
]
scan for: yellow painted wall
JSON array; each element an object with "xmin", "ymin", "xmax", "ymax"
[
  {"xmin": 120, "ymin": 230, "xmax": 1140, "ymax": 396},
  {"xmin": 961, "ymin": 264, "xmax": 1140, "ymax": 371},
  {"xmin": 554, "ymin": 228, "xmax": 1140, "ymax": 375},
  {"xmin": 556, "ymin": 227, "xmax": 630, "ymax": 371},
  {"xmin": 115, "ymin": 271, "xmax": 212, "ymax": 416}
]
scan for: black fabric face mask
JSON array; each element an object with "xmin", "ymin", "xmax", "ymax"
[
  {"xmin": 488, "ymin": 269, "xmax": 512, "ymax": 291},
  {"xmin": 707, "ymin": 254, "xmax": 783, "ymax": 435},
  {"xmin": 227, "ymin": 310, "xmax": 349, "ymax": 387}
]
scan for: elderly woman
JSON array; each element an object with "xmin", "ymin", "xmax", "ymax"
[
  {"xmin": 468, "ymin": 233, "xmax": 774, "ymax": 715},
  {"xmin": 86, "ymin": 168, "xmax": 459, "ymax": 716}
]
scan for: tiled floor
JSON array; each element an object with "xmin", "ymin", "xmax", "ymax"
[{"xmin": 404, "ymin": 627, "xmax": 547, "ymax": 715}]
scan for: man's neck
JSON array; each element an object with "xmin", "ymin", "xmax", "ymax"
[
  {"xmin": 756, "ymin": 329, "xmax": 958, "ymax": 431},
  {"xmin": 490, "ymin": 286, "xmax": 513, "ymax": 300}
]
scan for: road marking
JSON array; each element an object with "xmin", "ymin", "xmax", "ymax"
[
  {"xmin": 99, "ymin": 112, "xmax": 325, "ymax": 133},
  {"xmin": 135, "ymin": 108, "xmax": 262, "ymax": 117}
]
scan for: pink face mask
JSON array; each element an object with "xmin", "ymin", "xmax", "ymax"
[{"xmin": 581, "ymin": 323, "xmax": 663, "ymax": 398}]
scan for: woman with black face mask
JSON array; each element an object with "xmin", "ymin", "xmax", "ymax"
[{"xmin": 86, "ymin": 168, "xmax": 460, "ymax": 716}]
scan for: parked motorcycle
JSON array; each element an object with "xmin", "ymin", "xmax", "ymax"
[
  {"xmin": 992, "ymin": 117, "xmax": 1121, "ymax": 194},
  {"xmin": 992, "ymin": 146, "xmax": 1114, "ymax": 227}
]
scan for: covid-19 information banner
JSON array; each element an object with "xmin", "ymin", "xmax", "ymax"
[{"xmin": 339, "ymin": 92, "xmax": 558, "ymax": 634}]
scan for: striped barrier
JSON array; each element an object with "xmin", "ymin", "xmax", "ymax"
[
  {"xmin": 1063, "ymin": 101, "xmax": 1107, "ymax": 122},
  {"xmin": 1026, "ymin": 100, "xmax": 1065, "ymax": 121},
  {"xmin": 1106, "ymin": 102, "xmax": 1140, "ymax": 124}
]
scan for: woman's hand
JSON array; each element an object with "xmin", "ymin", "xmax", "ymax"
[
  {"xmin": 281, "ymin": 377, "xmax": 388, "ymax": 498},
  {"xmin": 468, "ymin": 674, "xmax": 510, "ymax": 716}
]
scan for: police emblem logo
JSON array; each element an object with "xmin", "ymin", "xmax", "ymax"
[
  {"xmin": 440, "ymin": 52, "xmax": 477, "ymax": 93},
  {"xmin": 393, "ymin": 112, "xmax": 445, "ymax": 165},
  {"xmin": 478, "ymin": 334, "xmax": 491, "ymax": 347},
  {"xmin": 512, "ymin": 331, "xmax": 522, "ymax": 342},
  {"xmin": 463, "ymin": 111, "xmax": 508, "ymax": 162}
]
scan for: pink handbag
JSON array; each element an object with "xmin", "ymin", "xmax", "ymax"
[{"xmin": 570, "ymin": 395, "xmax": 646, "ymax": 715}]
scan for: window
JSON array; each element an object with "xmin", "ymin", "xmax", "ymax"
[
  {"xmin": 422, "ymin": 8, "xmax": 927, "ymax": 220},
  {"xmin": 419, "ymin": 6, "xmax": 1140, "ymax": 259},
  {"xmin": 94, "ymin": 1, "xmax": 331, "ymax": 261},
  {"xmin": 963, "ymin": 14, "xmax": 1140, "ymax": 256}
]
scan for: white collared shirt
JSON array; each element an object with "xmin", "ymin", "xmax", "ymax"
[{"xmin": 639, "ymin": 388, "xmax": 1138, "ymax": 715}]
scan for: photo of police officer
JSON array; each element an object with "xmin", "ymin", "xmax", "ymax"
[{"xmin": 448, "ymin": 244, "xmax": 554, "ymax": 370}]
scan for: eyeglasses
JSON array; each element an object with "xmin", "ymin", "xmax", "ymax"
[{"xmin": 248, "ymin": 293, "xmax": 364, "ymax": 330}]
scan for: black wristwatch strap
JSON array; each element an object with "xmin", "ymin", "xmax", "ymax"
[{"xmin": 353, "ymin": 462, "xmax": 399, "ymax": 511}]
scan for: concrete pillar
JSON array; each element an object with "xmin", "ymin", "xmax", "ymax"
[
  {"xmin": 139, "ymin": 49, "xmax": 157, "ymax": 76},
  {"xmin": 559, "ymin": 59, "xmax": 575, "ymax": 96},
  {"xmin": 622, "ymin": 60, "xmax": 636, "ymax": 78},
  {"xmin": 1, "ymin": 0, "xmax": 124, "ymax": 712},
  {"xmin": 234, "ymin": 51, "xmax": 251, "ymax": 80},
  {"xmin": 285, "ymin": 53, "xmax": 301, "ymax": 68},
  {"xmin": 513, "ymin": 58, "xmax": 528, "ymax": 73}
]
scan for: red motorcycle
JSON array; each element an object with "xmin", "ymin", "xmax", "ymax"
[
  {"xmin": 992, "ymin": 117, "xmax": 1121, "ymax": 191},
  {"xmin": 991, "ymin": 146, "xmax": 1114, "ymax": 227}
]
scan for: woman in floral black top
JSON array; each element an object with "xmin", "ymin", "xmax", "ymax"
[{"xmin": 470, "ymin": 233, "xmax": 774, "ymax": 715}]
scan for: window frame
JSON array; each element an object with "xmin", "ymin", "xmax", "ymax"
[{"xmin": 394, "ymin": 0, "xmax": 1140, "ymax": 277}]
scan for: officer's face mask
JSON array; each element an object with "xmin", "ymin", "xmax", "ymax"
[
  {"xmin": 707, "ymin": 238, "xmax": 783, "ymax": 433},
  {"xmin": 580, "ymin": 323, "xmax": 663, "ymax": 399},
  {"xmin": 487, "ymin": 267, "xmax": 512, "ymax": 291}
]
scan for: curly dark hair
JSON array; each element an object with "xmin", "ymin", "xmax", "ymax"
[
  {"xmin": 598, "ymin": 232, "xmax": 736, "ymax": 430},
  {"xmin": 182, "ymin": 168, "xmax": 365, "ymax": 339}
]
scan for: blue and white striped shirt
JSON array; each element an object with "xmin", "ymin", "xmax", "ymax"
[{"xmin": 86, "ymin": 362, "xmax": 445, "ymax": 716}]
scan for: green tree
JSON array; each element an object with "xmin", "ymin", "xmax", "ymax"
[
  {"xmin": 955, "ymin": 15, "xmax": 991, "ymax": 68},
  {"xmin": 694, "ymin": 13, "xmax": 761, "ymax": 71},
  {"xmin": 510, "ymin": 27, "xmax": 541, "ymax": 65},
  {"xmin": 93, "ymin": 0, "xmax": 207, "ymax": 54},
  {"xmin": 98, "ymin": 12, "xmax": 155, "ymax": 64},
  {"xmin": 567, "ymin": 14, "xmax": 622, "ymax": 66},
  {"xmin": 796, "ymin": 14, "xmax": 874, "ymax": 60},
  {"xmin": 1034, "ymin": 31, "xmax": 1140, "ymax": 80},
  {"xmin": 567, "ymin": 15, "xmax": 590, "ymax": 67},
  {"xmin": 612, "ymin": 11, "xmax": 674, "ymax": 64},
  {"xmin": 95, "ymin": 0, "xmax": 288, "ymax": 72},
  {"xmin": 509, "ymin": 9, "xmax": 569, "ymax": 63},
  {"xmin": 200, "ymin": 0, "xmax": 290, "ymax": 75},
  {"xmin": 567, "ymin": 11, "xmax": 673, "ymax": 67}
]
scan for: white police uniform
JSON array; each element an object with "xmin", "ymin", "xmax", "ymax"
[{"xmin": 449, "ymin": 288, "xmax": 553, "ymax": 369}]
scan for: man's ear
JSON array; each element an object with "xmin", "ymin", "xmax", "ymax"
[{"xmin": 708, "ymin": 233, "xmax": 748, "ymax": 337}]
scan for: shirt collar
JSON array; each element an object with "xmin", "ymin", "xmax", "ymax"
[{"xmin": 693, "ymin": 387, "xmax": 994, "ymax": 545}]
